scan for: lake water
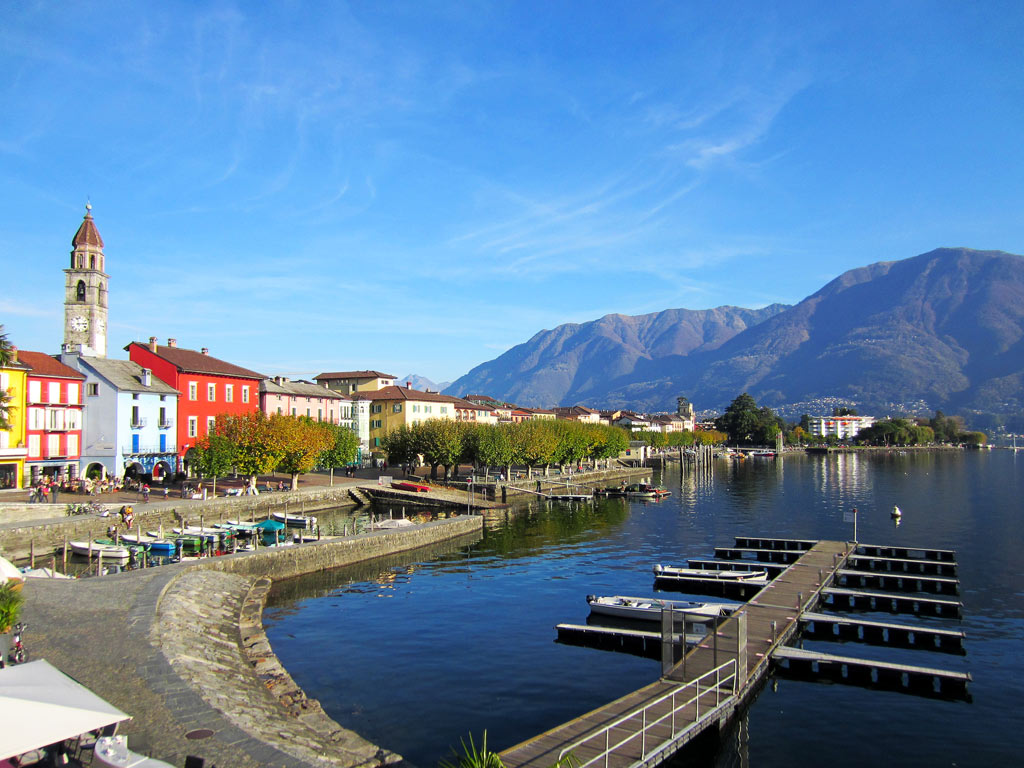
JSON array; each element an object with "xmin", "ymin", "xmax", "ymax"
[{"xmin": 262, "ymin": 451, "xmax": 1024, "ymax": 767}]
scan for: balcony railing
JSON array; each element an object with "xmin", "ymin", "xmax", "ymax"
[
  {"xmin": 158, "ymin": 418, "xmax": 174, "ymax": 429},
  {"xmin": 130, "ymin": 417, "xmax": 148, "ymax": 429},
  {"xmin": 123, "ymin": 444, "xmax": 177, "ymax": 456}
]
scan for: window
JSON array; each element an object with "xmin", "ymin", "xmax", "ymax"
[
  {"xmin": 440, "ymin": 406, "xmax": 448, "ymax": 415},
  {"xmin": 393, "ymin": 404, "xmax": 402, "ymax": 413},
  {"xmin": 28, "ymin": 435, "xmax": 40, "ymax": 458},
  {"xmin": 29, "ymin": 408, "xmax": 45, "ymax": 430},
  {"xmin": 188, "ymin": 382, "xmax": 198, "ymax": 401},
  {"xmin": 277, "ymin": 407, "xmax": 282, "ymax": 415},
  {"xmin": 425, "ymin": 406, "xmax": 433, "ymax": 414},
  {"xmin": 67, "ymin": 411, "xmax": 81, "ymax": 430},
  {"xmin": 49, "ymin": 409, "xmax": 66, "ymax": 430},
  {"xmin": 371, "ymin": 404, "xmax": 382, "ymax": 414},
  {"xmin": 207, "ymin": 383, "xmax": 216, "ymax": 401},
  {"xmin": 306, "ymin": 408, "xmax": 310, "ymax": 417},
  {"xmin": 68, "ymin": 384, "xmax": 79, "ymax": 404},
  {"xmin": 188, "ymin": 417, "xmax": 197, "ymax": 438},
  {"xmin": 132, "ymin": 393, "xmax": 139, "ymax": 400},
  {"xmin": 412, "ymin": 405, "xmax": 420, "ymax": 413},
  {"xmin": 160, "ymin": 395, "xmax": 166, "ymax": 401},
  {"xmin": 371, "ymin": 419, "xmax": 383, "ymax": 429},
  {"xmin": 87, "ymin": 383, "xmax": 99, "ymax": 397},
  {"xmin": 67, "ymin": 434, "xmax": 78, "ymax": 456},
  {"xmin": 76, "ymin": 280, "xmax": 86, "ymax": 301},
  {"xmin": 207, "ymin": 416, "xmax": 216, "ymax": 435},
  {"xmin": 48, "ymin": 382, "xmax": 60, "ymax": 403},
  {"xmin": 28, "ymin": 381, "xmax": 41, "ymax": 403},
  {"xmin": 291, "ymin": 408, "xmax": 297, "ymax": 416},
  {"xmin": 225, "ymin": 384, "xmax": 234, "ymax": 403},
  {"xmin": 242, "ymin": 386, "xmax": 250, "ymax": 403},
  {"xmin": 47, "ymin": 434, "xmax": 60, "ymax": 457},
  {"xmin": 317, "ymin": 409, "xmax": 322, "ymax": 421}
]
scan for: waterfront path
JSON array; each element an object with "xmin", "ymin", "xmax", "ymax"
[{"xmin": 21, "ymin": 518, "xmax": 482, "ymax": 768}]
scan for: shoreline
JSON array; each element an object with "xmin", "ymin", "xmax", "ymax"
[{"xmin": 22, "ymin": 516, "xmax": 482, "ymax": 768}]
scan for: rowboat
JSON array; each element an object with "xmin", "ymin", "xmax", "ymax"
[
  {"xmin": 271, "ymin": 511, "xmax": 318, "ymax": 529},
  {"xmin": 653, "ymin": 564, "xmax": 769, "ymax": 584},
  {"xmin": 69, "ymin": 540, "xmax": 130, "ymax": 564},
  {"xmin": 586, "ymin": 594, "xmax": 731, "ymax": 622},
  {"xmin": 625, "ymin": 483, "xmax": 671, "ymax": 498},
  {"xmin": 120, "ymin": 532, "xmax": 176, "ymax": 557}
]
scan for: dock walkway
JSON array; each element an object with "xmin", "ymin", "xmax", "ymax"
[{"xmin": 500, "ymin": 540, "xmax": 852, "ymax": 768}]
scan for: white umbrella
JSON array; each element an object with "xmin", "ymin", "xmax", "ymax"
[
  {"xmin": 0, "ymin": 556, "xmax": 24, "ymax": 591},
  {"xmin": 0, "ymin": 659, "xmax": 131, "ymax": 760}
]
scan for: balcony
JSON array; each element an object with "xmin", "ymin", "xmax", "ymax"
[
  {"xmin": 158, "ymin": 418, "xmax": 174, "ymax": 429},
  {"xmin": 123, "ymin": 444, "xmax": 177, "ymax": 456},
  {"xmin": 130, "ymin": 416, "xmax": 148, "ymax": 429}
]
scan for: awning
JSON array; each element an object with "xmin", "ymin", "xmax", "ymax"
[{"xmin": 0, "ymin": 659, "xmax": 131, "ymax": 760}]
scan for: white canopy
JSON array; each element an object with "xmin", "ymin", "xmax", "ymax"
[{"xmin": 0, "ymin": 659, "xmax": 131, "ymax": 760}]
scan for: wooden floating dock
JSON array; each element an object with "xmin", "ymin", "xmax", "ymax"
[
  {"xmin": 653, "ymin": 572, "xmax": 768, "ymax": 600},
  {"xmin": 773, "ymin": 646, "xmax": 971, "ymax": 700},
  {"xmin": 555, "ymin": 624, "xmax": 705, "ymax": 660},
  {"xmin": 822, "ymin": 586, "xmax": 963, "ymax": 619},
  {"xmin": 847, "ymin": 553, "xmax": 958, "ymax": 577},
  {"xmin": 501, "ymin": 537, "xmax": 969, "ymax": 768},
  {"xmin": 837, "ymin": 568, "xmax": 961, "ymax": 595},
  {"xmin": 800, "ymin": 611, "xmax": 966, "ymax": 654}
]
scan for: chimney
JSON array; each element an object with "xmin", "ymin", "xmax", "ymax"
[
  {"xmin": 167, "ymin": 338, "xmax": 177, "ymax": 348},
  {"xmin": 148, "ymin": 336, "xmax": 158, "ymax": 352},
  {"xmin": 406, "ymin": 381, "xmax": 412, "ymax": 389},
  {"xmin": 9, "ymin": 346, "xmax": 17, "ymax": 364},
  {"xmin": 141, "ymin": 368, "xmax": 152, "ymax": 387},
  {"xmin": 201, "ymin": 347, "xmax": 209, "ymax": 355}
]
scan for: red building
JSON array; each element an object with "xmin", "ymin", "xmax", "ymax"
[
  {"xmin": 19, "ymin": 350, "xmax": 87, "ymax": 485},
  {"xmin": 126, "ymin": 337, "xmax": 263, "ymax": 468}
]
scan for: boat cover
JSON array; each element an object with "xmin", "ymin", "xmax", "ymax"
[
  {"xmin": 256, "ymin": 519, "xmax": 286, "ymax": 531},
  {"xmin": 0, "ymin": 659, "xmax": 131, "ymax": 760}
]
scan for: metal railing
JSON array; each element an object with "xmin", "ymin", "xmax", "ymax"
[
  {"xmin": 158, "ymin": 418, "xmax": 174, "ymax": 428},
  {"xmin": 558, "ymin": 659, "xmax": 738, "ymax": 768},
  {"xmin": 130, "ymin": 417, "xmax": 148, "ymax": 428}
]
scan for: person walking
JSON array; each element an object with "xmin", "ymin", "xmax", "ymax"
[
  {"xmin": 51, "ymin": 480, "xmax": 60, "ymax": 504},
  {"xmin": 142, "ymin": 483, "xmax": 150, "ymax": 502}
]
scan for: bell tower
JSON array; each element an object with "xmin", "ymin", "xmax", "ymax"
[{"xmin": 63, "ymin": 203, "xmax": 109, "ymax": 357}]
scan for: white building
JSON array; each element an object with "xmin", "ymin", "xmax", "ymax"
[{"xmin": 808, "ymin": 415, "xmax": 876, "ymax": 440}]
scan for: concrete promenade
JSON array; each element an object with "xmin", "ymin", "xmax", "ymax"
[{"xmin": 21, "ymin": 516, "xmax": 482, "ymax": 768}]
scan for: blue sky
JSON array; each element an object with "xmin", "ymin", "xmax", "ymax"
[{"xmin": 3, "ymin": 1, "xmax": 1023, "ymax": 384}]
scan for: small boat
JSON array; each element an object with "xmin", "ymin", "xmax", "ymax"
[
  {"xmin": 653, "ymin": 564, "xmax": 769, "ymax": 583},
  {"xmin": 120, "ymin": 532, "xmax": 177, "ymax": 557},
  {"xmin": 69, "ymin": 540, "xmax": 130, "ymax": 564},
  {"xmin": 547, "ymin": 493, "xmax": 592, "ymax": 502},
  {"xmin": 625, "ymin": 483, "xmax": 672, "ymax": 499},
  {"xmin": 586, "ymin": 594, "xmax": 731, "ymax": 622},
  {"xmin": 748, "ymin": 450, "xmax": 776, "ymax": 458},
  {"xmin": 271, "ymin": 511, "xmax": 318, "ymax": 529},
  {"xmin": 0, "ymin": 556, "xmax": 25, "ymax": 591},
  {"xmin": 391, "ymin": 481, "xmax": 431, "ymax": 492}
]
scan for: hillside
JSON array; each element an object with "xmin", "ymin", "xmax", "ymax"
[{"xmin": 446, "ymin": 248, "xmax": 1024, "ymax": 416}]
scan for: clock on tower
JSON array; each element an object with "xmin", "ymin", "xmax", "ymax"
[{"xmin": 63, "ymin": 204, "xmax": 109, "ymax": 357}]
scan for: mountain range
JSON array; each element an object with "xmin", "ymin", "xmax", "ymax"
[{"xmin": 445, "ymin": 248, "xmax": 1024, "ymax": 418}]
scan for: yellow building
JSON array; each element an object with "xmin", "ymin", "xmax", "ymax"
[
  {"xmin": 313, "ymin": 369, "xmax": 396, "ymax": 395},
  {"xmin": 0, "ymin": 350, "xmax": 30, "ymax": 489},
  {"xmin": 352, "ymin": 386, "xmax": 460, "ymax": 451}
]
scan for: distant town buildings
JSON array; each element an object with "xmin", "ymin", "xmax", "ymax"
[
  {"xmin": 0, "ymin": 206, "xmax": 726, "ymax": 488},
  {"xmin": 808, "ymin": 415, "xmax": 876, "ymax": 440}
]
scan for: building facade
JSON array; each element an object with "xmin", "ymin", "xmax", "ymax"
[
  {"xmin": 126, "ymin": 338, "xmax": 262, "ymax": 468},
  {"xmin": 351, "ymin": 386, "xmax": 461, "ymax": 451},
  {"xmin": 60, "ymin": 352, "xmax": 180, "ymax": 480},
  {"xmin": 19, "ymin": 351, "xmax": 85, "ymax": 485},
  {"xmin": 0, "ymin": 351, "xmax": 29, "ymax": 489},
  {"xmin": 808, "ymin": 415, "xmax": 876, "ymax": 440},
  {"xmin": 314, "ymin": 370, "xmax": 396, "ymax": 395}
]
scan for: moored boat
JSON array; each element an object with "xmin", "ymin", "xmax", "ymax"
[
  {"xmin": 624, "ymin": 483, "xmax": 672, "ymax": 498},
  {"xmin": 69, "ymin": 540, "xmax": 130, "ymax": 564},
  {"xmin": 586, "ymin": 594, "xmax": 731, "ymax": 622},
  {"xmin": 653, "ymin": 564, "xmax": 769, "ymax": 583},
  {"xmin": 271, "ymin": 511, "xmax": 318, "ymax": 529}
]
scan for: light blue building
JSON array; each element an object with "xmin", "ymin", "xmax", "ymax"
[{"xmin": 60, "ymin": 351, "xmax": 180, "ymax": 481}]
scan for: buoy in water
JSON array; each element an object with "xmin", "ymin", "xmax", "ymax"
[{"xmin": 891, "ymin": 505, "xmax": 902, "ymax": 518}]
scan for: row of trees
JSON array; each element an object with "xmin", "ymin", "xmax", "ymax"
[
  {"xmin": 630, "ymin": 428, "xmax": 728, "ymax": 448},
  {"xmin": 380, "ymin": 419, "xmax": 632, "ymax": 480},
  {"xmin": 189, "ymin": 412, "xmax": 360, "ymax": 492}
]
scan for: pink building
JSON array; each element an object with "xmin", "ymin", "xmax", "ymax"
[
  {"xmin": 260, "ymin": 377, "xmax": 352, "ymax": 425},
  {"xmin": 19, "ymin": 350, "xmax": 86, "ymax": 484}
]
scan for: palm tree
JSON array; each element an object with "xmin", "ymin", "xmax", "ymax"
[{"xmin": 0, "ymin": 325, "xmax": 12, "ymax": 430}]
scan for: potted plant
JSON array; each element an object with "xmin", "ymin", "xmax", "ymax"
[{"xmin": 0, "ymin": 581, "xmax": 24, "ymax": 634}]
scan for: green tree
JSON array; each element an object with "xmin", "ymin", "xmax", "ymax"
[
  {"xmin": 418, "ymin": 419, "xmax": 466, "ymax": 479},
  {"xmin": 317, "ymin": 423, "xmax": 361, "ymax": 484},
  {"xmin": 190, "ymin": 433, "xmax": 236, "ymax": 496},
  {"xmin": 271, "ymin": 415, "xmax": 334, "ymax": 489},
  {"xmin": 716, "ymin": 393, "xmax": 780, "ymax": 446},
  {"xmin": 217, "ymin": 411, "xmax": 284, "ymax": 485},
  {"xmin": 552, "ymin": 420, "xmax": 590, "ymax": 469},
  {"xmin": 471, "ymin": 423, "xmax": 520, "ymax": 478},
  {"xmin": 519, "ymin": 420, "xmax": 559, "ymax": 477},
  {"xmin": 381, "ymin": 424, "xmax": 419, "ymax": 467}
]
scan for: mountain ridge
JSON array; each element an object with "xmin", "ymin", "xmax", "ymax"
[{"xmin": 445, "ymin": 248, "xmax": 1024, "ymax": 416}]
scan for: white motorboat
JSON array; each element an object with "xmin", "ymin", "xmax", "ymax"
[
  {"xmin": 370, "ymin": 518, "xmax": 415, "ymax": 529},
  {"xmin": 271, "ymin": 511, "xmax": 318, "ymax": 529},
  {"xmin": 69, "ymin": 540, "xmax": 130, "ymax": 564},
  {"xmin": 586, "ymin": 594, "xmax": 731, "ymax": 622},
  {"xmin": 653, "ymin": 564, "xmax": 769, "ymax": 584}
]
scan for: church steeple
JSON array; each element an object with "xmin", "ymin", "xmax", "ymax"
[{"xmin": 64, "ymin": 203, "xmax": 109, "ymax": 357}]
